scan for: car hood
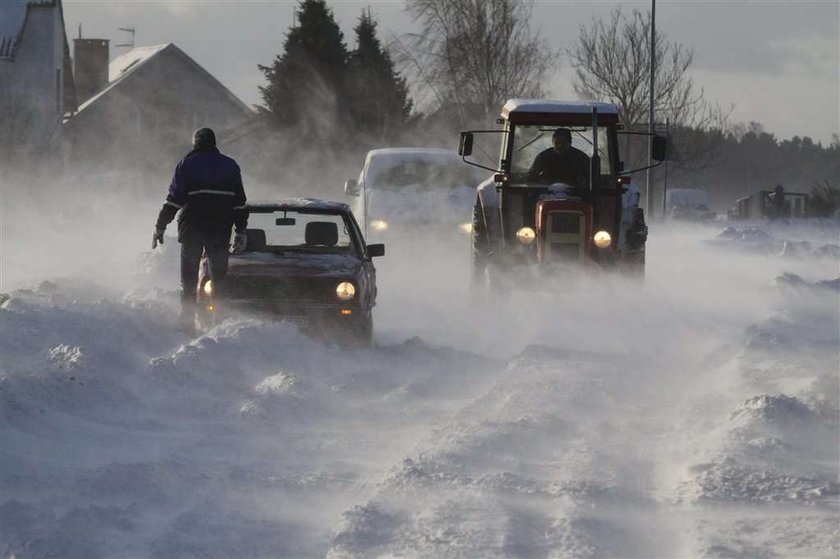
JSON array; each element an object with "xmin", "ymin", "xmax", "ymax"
[{"xmin": 229, "ymin": 252, "xmax": 362, "ymax": 278}]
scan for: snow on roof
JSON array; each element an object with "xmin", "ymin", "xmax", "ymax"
[
  {"xmin": 249, "ymin": 198, "xmax": 351, "ymax": 213},
  {"xmin": 0, "ymin": 1, "xmax": 56, "ymax": 59},
  {"xmin": 502, "ymin": 99, "xmax": 620, "ymax": 117},
  {"xmin": 366, "ymin": 147, "xmax": 456, "ymax": 157},
  {"xmin": 108, "ymin": 44, "xmax": 168, "ymax": 81},
  {"xmin": 75, "ymin": 43, "xmax": 250, "ymax": 116},
  {"xmin": 76, "ymin": 44, "xmax": 169, "ymax": 112}
]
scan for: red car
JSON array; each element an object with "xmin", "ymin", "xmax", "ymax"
[{"xmin": 197, "ymin": 199, "xmax": 384, "ymax": 346}]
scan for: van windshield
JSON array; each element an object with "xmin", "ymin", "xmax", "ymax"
[{"xmin": 371, "ymin": 160, "xmax": 481, "ymax": 192}]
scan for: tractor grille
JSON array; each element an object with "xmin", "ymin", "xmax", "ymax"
[
  {"xmin": 545, "ymin": 211, "xmax": 585, "ymax": 262},
  {"xmin": 551, "ymin": 213, "xmax": 582, "ymax": 234}
]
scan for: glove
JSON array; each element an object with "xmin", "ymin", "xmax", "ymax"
[
  {"xmin": 152, "ymin": 226, "xmax": 165, "ymax": 249},
  {"xmin": 231, "ymin": 231, "xmax": 247, "ymax": 254}
]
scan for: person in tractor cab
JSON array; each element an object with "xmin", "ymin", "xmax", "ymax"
[
  {"xmin": 152, "ymin": 127, "xmax": 249, "ymax": 330},
  {"xmin": 527, "ymin": 128, "xmax": 590, "ymax": 196}
]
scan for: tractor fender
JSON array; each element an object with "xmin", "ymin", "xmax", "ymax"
[{"xmin": 476, "ymin": 177, "xmax": 501, "ymax": 243}]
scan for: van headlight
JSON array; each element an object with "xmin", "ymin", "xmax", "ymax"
[
  {"xmin": 459, "ymin": 222, "xmax": 473, "ymax": 234},
  {"xmin": 336, "ymin": 282, "xmax": 356, "ymax": 300},
  {"xmin": 202, "ymin": 280, "xmax": 213, "ymax": 296},
  {"xmin": 371, "ymin": 220, "xmax": 388, "ymax": 231},
  {"xmin": 593, "ymin": 230, "xmax": 612, "ymax": 249},
  {"xmin": 516, "ymin": 227, "xmax": 536, "ymax": 245}
]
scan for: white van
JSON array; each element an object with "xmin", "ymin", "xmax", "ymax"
[{"xmin": 344, "ymin": 148, "xmax": 487, "ymax": 240}]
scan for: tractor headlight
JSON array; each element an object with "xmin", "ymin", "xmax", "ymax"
[
  {"xmin": 516, "ymin": 226, "xmax": 536, "ymax": 245},
  {"xmin": 593, "ymin": 230, "xmax": 612, "ymax": 249},
  {"xmin": 202, "ymin": 280, "xmax": 213, "ymax": 296},
  {"xmin": 371, "ymin": 220, "xmax": 388, "ymax": 231},
  {"xmin": 336, "ymin": 281, "xmax": 356, "ymax": 301},
  {"xmin": 459, "ymin": 222, "xmax": 473, "ymax": 234}
]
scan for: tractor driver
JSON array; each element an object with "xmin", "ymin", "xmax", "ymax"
[{"xmin": 527, "ymin": 128, "xmax": 590, "ymax": 195}]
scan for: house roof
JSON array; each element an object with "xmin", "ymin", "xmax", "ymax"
[
  {"xmin": 76, "ymin": 43, "xmax": 252, "ymax": 115},
  {"xmin": 0, "ymin": 0, "xmax": 59, "ymax": 59}
]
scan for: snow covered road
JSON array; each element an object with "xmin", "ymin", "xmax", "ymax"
[{"xmin": 1, "ymin": 208, "xmax": 838, "ymax": 558}]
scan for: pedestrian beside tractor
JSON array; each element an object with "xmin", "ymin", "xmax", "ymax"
[{"xmin": 152, "ymin": 127, "xmax": 248, "ymax": 331}]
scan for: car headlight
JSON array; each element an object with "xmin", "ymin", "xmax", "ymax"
[
  {"xmin": 370, "ymin": 220, "xmax": 388, "ymax": 231},
  {"xmin": 516, "ymin": 226, "xmax": 536, "ymax": 245},
  {"xmin": 336, "ymin": 281, "xmax": 356, "ymax": 301},
  {"xmin": 593, "ymin": 230, "xmax": 612, "ymax": 249},
  {"xmin": 202, "ymin": 280, "xmax": 213, "ymax": 296},
  {"xmin": 459, "ymin": 222, "xmax": 473, "ymax": 234}
]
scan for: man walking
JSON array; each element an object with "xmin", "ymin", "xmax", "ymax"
[{"xmin": 152, "ymin": 128, "xmax": 248, "ymax": 329}]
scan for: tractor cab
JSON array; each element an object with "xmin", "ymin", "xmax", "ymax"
[{"xmin": 460, "ymin": 99, "xmax": 666, "ymax": 283}]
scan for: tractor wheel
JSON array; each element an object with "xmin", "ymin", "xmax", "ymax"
[
  {"xmin": 624, "ymin": 250, "xmax": 646, "ymax": 279},
  {"xmin": 471, "ymin": 202, "xmax": 489, "ymax": 288}
]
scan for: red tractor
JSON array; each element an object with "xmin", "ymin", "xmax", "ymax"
[{"xmin": 459, "ymin": 99, "xmax": 666, "ymax": 286}]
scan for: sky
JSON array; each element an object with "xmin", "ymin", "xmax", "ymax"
[{"xmin": 61, "ymin": 0, "xmax": 839, "ymax": 144}]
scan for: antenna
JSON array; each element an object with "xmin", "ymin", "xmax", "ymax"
[{"xmin": 115, "ymin": 26, "xmax": 135, "ymax": 50}]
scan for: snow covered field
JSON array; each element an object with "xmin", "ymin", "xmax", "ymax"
[{"xmin": 1, "ymin": 187, "xmax": 838, "ymax": 558}]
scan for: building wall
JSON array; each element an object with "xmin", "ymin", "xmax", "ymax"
[{"xmin": 0, "ymin": 4, "xmax": 66, "ymax": 160}]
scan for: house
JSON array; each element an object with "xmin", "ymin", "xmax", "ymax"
[
  {"xmin": 0, "ymin": 0, "xmax": 77, "ymax": 160},
  {"xmin": 63, "ymin": 42, "xmax": 253, "ymax": 171}
]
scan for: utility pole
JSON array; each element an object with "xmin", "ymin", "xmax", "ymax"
[
  {"xmin": 662, "ymin": 117, "xmax": 669, "ymax": 219},
  {"xmin": 645, "ymin": 0, "xmax": 656, "ymax": 215}
]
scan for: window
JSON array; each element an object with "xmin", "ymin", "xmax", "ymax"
[
  {"xmin": 247, "ymin": 210, "xmax": 356, "ymax": 253},
  {"xmin": 509, "ymin": 124, "xmax": 612, "ymax": 180}
]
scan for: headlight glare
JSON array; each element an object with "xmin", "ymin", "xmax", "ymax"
[
  {"xmin": 516, "ymin": 226, "xmax": 536, "ymax": 245},
  {"xmin": 459, "ymin": 222, "xmax": 473, "ymax": 234},
  {"xmin": 203, "ymin": 280, "xmax": 213, "ymax": 296},
  {"xmin": 336, "ymin": 281, "xmax": 356, "ymax": 300},
  {"xmin": 593, "ymin": 230, "xmax": 612, "ymax": 249},
  {"xmin": 371, "ymin": 220, "xmax": 388, "ymax": 231}
]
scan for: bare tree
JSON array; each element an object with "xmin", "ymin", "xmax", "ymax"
[
  {"xmin": 568, "ymin": 8, "xmax": 727, "ymax": 172},
  {"xmin": 404, "ymin": 0, "xmax": 554, "ymax": 127}
]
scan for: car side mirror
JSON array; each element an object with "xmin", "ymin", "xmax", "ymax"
[
  {"xmin": 652, "ymin": 135, "xmax": 667, "ymax": 162},
  {"xmin": 458, "ymin": 132, "xmax": 474, "ymax": 157},
  {"xmin": 344, "ymin": 179, "xmax": 359, "ymax": 196},
  {"xmin": 367, "ymin": 243, "xmax": 385, "ymax": 258}
]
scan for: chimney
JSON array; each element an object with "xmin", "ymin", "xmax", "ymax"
[{"xmin": 73, "ymin": 33, "xmax": 110, "ymax": 104}]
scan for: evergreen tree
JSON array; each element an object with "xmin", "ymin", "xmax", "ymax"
[
  {"xmin": 347, "ymin": 10, "xmax": 412, "ymax": 145},
  {"xmin": 258, "ymin": 0, "xmax": 349, "ymax": 143}
]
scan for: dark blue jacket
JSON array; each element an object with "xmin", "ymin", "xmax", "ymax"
[{"xmin": 156, "ymin": 148, "xmax": 247, "ymax": 243}]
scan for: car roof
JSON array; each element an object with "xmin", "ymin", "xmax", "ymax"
[{"xmin": 248, "ymin": 198, "xmax": 351, "ymax": 213}]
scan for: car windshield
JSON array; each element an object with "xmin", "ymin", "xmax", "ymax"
[
  {"xmin": 247, "ymin": 209, "xmax": 357, "ymax": 254},
  {"xmin": 372, "ymin": 159, "xmax": 482, "ymax": 192},
  {"xmin": 509, "ymin": 124, "xmax": 611, "ymax": 181}
]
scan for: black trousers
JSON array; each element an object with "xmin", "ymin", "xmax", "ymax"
[{"xmin": 180, "ymin": 236, "xmax": 230, "ymax": 314}]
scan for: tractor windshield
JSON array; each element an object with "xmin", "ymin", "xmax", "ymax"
[{"xmin": 509, "ymin": 124, "xmax": 612, "ymax": 182}]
